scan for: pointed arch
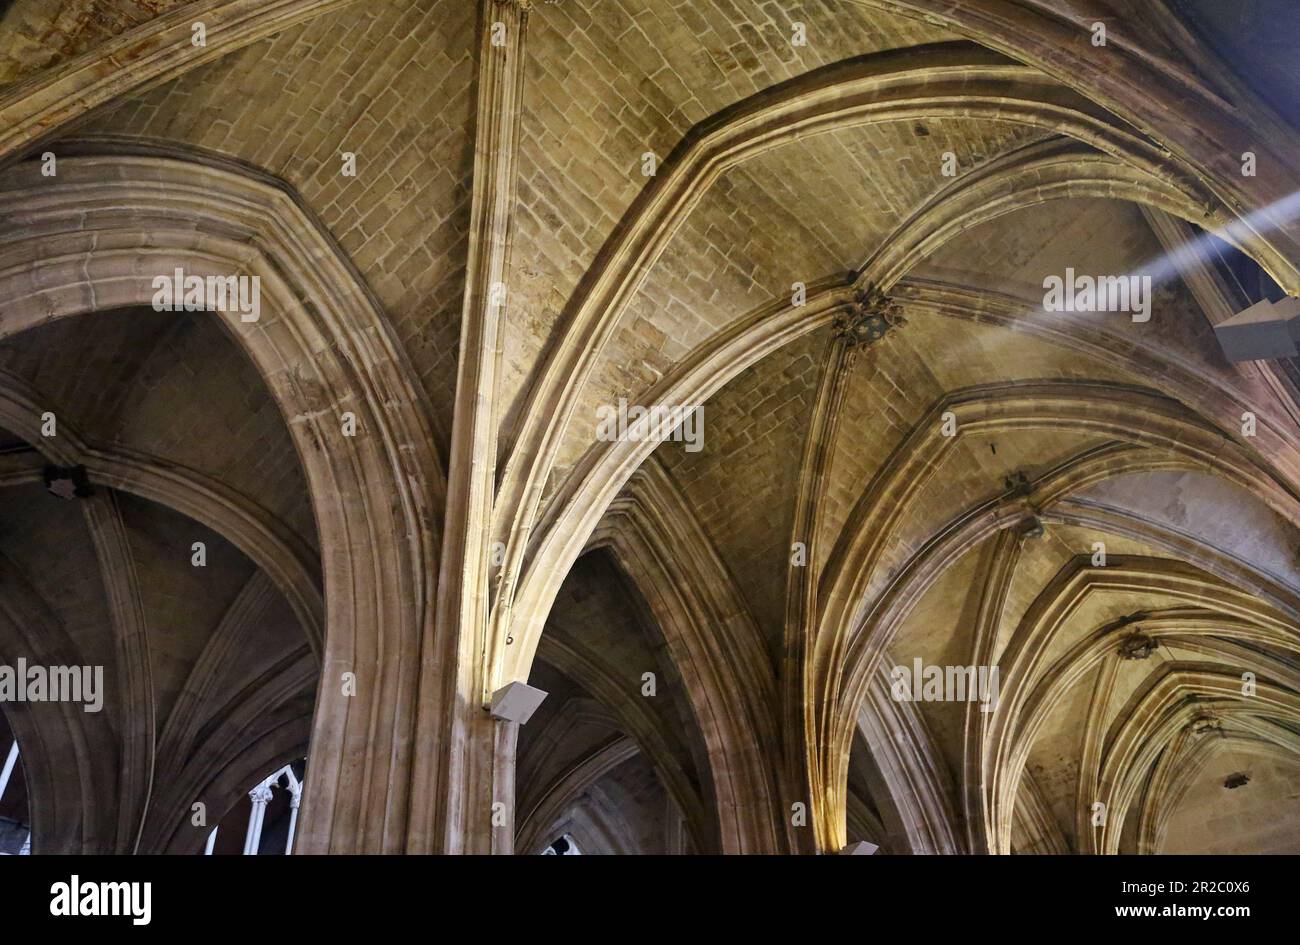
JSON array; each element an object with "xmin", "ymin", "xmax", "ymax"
[{"xmin": 0, "ymin": 147, "xmax": 445, "ymax": 853}]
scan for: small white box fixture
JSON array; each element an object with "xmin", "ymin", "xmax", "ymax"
[
  {"xmin": 489, "ymin": 681, "xmax": 548, "ymax": 725},
  {"xmin": 1214, "ymin": 296, "xmax": 1300, "ymax": 361},
  {"xmin": 840, "ymin": 841, "xmax": 880, "ymax": 855}
]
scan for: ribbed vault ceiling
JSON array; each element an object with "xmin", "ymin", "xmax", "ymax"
[{"xmin": 0, "ymin": 0, "xmax": 1298, "ymax": 855}]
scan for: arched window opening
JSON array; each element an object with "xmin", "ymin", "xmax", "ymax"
[
  {"xmin": 541, "ymin": 834, "xmax": 581, "ymax": 856},
  {"xmin": 1203, "ymin": 231, "xmax": 1285, "ymax": 306},
  {"xmin": 203, "ymin": 759, "xmax": 306, "ymax": 855},
  {"xmin": 0, "ymin": 711, "xmax": 30, "ymax": 855}
]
